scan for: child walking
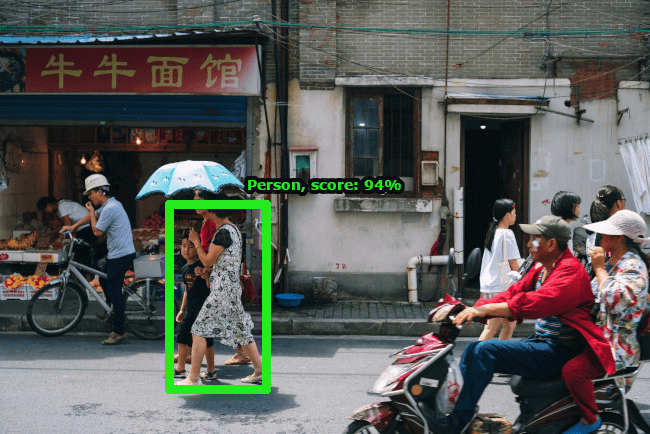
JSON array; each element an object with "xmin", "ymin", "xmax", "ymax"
[{"xmin": 174, "ymin": 232, "xmax": 216, "ymax": 382}]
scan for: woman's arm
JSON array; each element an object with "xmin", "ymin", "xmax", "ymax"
[
  {"xmin": 506, "ymin": 229, "xmax": 522, "ymax": 271},
  {"xmin": 598, "ymin": 256, "xmax": 647, "ymax": 315},
  {"xmin": 188, "ymin": 228, "xmax": 225, "ymax": 267},
  {"xmin": 200, "ymin": 243, "xmax": 225, "ymax": 268}
]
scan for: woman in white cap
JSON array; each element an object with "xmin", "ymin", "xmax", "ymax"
[{"xmin": 561, "ymin": 209, "xmax": 649, "ymax": 434}]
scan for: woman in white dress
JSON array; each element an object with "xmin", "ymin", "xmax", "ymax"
[
  {"xmin": 180, "ymin": 203, "xmax": 263, "ymax": 385},
  {"xmin": 478, "ymin": 198, "xmax": 521, "ymax": 341}
]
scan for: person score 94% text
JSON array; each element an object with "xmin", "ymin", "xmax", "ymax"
[{"xmin": 245, "ymin": 176, "xmax": 405, "ymax": 195}]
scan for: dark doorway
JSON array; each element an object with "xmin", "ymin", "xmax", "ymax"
[
  {"xmin": 462, "ymin": 117, "xmax": 529, "ymax": 259},
  {"xmin": 103, "ymin": 152, "xmax": 140, "ymax": 228}
]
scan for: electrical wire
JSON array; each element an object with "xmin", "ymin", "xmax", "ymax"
[
  {"xmin": 1, "ymin": 18, "xmax": 649, "ymax": 36},
  {"xmin": 1, "ymin": 5, "xmax": 645, "ymax": 117}
]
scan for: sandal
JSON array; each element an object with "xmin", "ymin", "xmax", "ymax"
[
  {"xmin": 241, "ymin": 374, "xmax": 262, "ymax": 384},
  {"xmin": 174, "ymin": 369, "xmax": 186, "ymax": 379},
  {"xmin": 178, "ymin": 376, "xmax": 200, "ymax": 385},
  {"xmin": 200, "ymin": 370, "xmax": 217, "ymax": 382},
  {"xmin": 224, "ymin": 353, "xmax": 252, "ymax": 365}
]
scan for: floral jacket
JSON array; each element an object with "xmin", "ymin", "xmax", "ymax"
[{"xmin": 592, "ymin": 251, "xmax": 648, "ymax": 371}]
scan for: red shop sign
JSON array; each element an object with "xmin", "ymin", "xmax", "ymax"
[{"xmin": 24, "ymin": 46, "xmax": 260, "ymax": 95}]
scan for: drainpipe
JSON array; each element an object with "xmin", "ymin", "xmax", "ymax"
[
  {"xmin": 454, "ymin": 187, "xmax": 464, "ymax": 264},
  {"xmin": 406, "ymin": 255, "xmax": 449, "ymax": 303}
]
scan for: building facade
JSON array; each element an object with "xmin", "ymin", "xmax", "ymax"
[
  {"xmin": 1, "ymin": 1, "xmax": 649, "ymax": 301},
  {"xmin": 274, "ymin": 0, "xmax": 650, "ymax": 300}
]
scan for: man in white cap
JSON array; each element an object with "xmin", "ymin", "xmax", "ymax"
[{"xmin": 61, "ymin": 174, "xmax": 135, "ymax": 345}]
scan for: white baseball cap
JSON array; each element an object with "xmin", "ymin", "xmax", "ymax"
[
  {"xmin": 583, "ymin": 209, "xmax": 650, "ymax": 244},
  {"xmin": 83, "ymin": 174, "xmax": 110, "ymax": 195}
]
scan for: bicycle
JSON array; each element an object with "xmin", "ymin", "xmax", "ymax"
[{"xmin": 26, "ymin": 231, "xmax": 174, "ymax": 340}]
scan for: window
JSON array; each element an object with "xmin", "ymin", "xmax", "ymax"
[{"xmin": 346, "ymin": 88, "xmax": 420, "ymax": 193}]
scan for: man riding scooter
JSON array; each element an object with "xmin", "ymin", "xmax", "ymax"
[{"xmin": 432, "ymin": 215, "xmax": 616, "ymax": 434}]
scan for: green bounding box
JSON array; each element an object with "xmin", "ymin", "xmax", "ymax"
[{"xmin": 164, "ymin": 199, "xmax": 272, "ymax": 395}]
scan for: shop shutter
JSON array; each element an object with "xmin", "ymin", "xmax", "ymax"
[{"xmin": 0, "ymin": 95, "xmax": 247, "ymax": 127}]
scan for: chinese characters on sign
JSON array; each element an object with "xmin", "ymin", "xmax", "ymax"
[
  {"xmin": 147, "ymin": 56, "xmax": 188, "ymax": 88},
  {"xmin": 41, "ymin": 54, "xmax": 82, "ymax": 89},
  {"xmin": 25, "ymin": 46, "xmax": 259, "ymax": 95},
  {"xmin": 94, "ymin": 53, "xmax": 136, "ymax": 89}
]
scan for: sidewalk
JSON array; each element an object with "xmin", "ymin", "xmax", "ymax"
[
  {"xmin": 248, "ymin": 300, "xmax": 535, "ymax": 337},
  {"xmin": 0, "ymin": 298, "xmax": 536, "ymax": 337}
]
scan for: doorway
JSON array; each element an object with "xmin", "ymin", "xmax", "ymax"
[{"xmin": 462, "ymin": 116, "xmax": 529, "ymax": 258}]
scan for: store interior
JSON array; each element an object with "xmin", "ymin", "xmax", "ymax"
[{"xmin": 0, "ymin": 124, "xmax": 245, "ymax": 291}]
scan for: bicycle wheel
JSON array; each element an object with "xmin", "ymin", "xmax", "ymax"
[
  {"xmin": 123, "ymin": 280, "xmax": 168, "ymax": 340},
  {"xmin": 26, "ymin": 281, "xmax": 88, "ymax": 337}
]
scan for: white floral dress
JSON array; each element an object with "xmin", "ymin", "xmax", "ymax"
[{"xmin": 191, "ymin": 224, "xmax": 254, "ymax": 348}]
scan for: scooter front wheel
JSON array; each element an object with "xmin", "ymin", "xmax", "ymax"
[
  {"xmin": 343, "ymin": 420, "xmax": 381, "ymax": 434},
  {"xmin": 343, "ymin": 419, "xmax": 405, "ymax": 434}
]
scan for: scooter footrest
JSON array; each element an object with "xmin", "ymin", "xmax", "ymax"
[{"xmin": 510, "ymin": 375, "xmax": 567, "ymax": 397}]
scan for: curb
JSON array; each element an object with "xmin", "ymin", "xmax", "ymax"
[
  {"xmin": 259, "ymin": 315, "xmax": 537, "ymax": 337},
  {"xmin": 2, "ymin": 313, "xmax": 536, "ymax": 338}
]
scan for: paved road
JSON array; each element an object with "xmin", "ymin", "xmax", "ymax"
[{"xmin": 2, "ymin": 332, "xmax": 650, "ymax": 433}]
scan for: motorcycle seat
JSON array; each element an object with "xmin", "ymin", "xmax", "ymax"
[{"xmin": 509, "ymin": 375, "xmax": 567, "ymax": 397}]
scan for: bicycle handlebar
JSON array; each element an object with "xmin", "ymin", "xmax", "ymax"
[{"xmin": 61, "ymin": 231, "xmax": 90, "ymax": 249}]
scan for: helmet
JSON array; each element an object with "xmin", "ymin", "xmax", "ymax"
[{"xmin": 83, "ymin": 174, "xmax": 110, "ymax": 195}]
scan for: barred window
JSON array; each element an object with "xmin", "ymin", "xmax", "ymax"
[{"xmin": 346, "ymin": 88, "xmax": 420, "ymax": 193}]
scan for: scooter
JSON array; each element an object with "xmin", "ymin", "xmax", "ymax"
[{"xmin": 344, "ymin": 248, "xmax": 650, "ymax": 434}]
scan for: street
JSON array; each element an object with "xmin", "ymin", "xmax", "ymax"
[{"xmin": 2, "ymin": 332, "xmax": 650, "ymax": 433}]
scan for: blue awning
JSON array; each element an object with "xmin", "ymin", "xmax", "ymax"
[
  {"xmin": 0, "ymin": 95, "xmax": 247, "ymax": 127},
  {"xmin": 0, "ymin": 29, "xmax": 265, "ymax": 45}
]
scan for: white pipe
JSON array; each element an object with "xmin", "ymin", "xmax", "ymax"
[
  {"xmin": 454, "ymin": 187, "xmax": 464, "ymax": 264},
  {"xmin": 406, "ymin": 255, "xmax": 449, "ymax": 303}
]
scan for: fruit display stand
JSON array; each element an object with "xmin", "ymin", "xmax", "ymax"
[
  {"xmin": 0, "ymin": 275, "xmax": 30, "ymax": 300},
  {"xmin": 0, "ymin": 232, "xmax": 67, "ymax": 301},
  {"xmin": 0, "ymin": 248, "xmax": 68, "ymax": 265},
  {"xmin": 1, "ymin": 275, "xmax": 57, "ymax": 300},
  {"xmin": 132, "ymin": 229, "xmax": 165, "ymax": 252}
]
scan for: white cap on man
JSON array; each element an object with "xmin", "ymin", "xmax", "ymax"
[{"xmin": 83, "ymin": 174, "xmax": 110, "ymax": 196}]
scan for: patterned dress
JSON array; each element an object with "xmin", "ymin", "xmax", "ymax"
[
  {"xmin": 191, "ymin": 224, "xmax": 255, "ymax": 348},
  {"xmin": 592, "ymin": 251, "xmax": 648, "ymax": 371}
]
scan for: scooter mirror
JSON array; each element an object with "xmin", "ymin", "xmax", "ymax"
[
  {"xmin": 446, "ymin": 248, "xmax": 455, "ymax": 279},
  {"xmin": 463, "ymin": 247, "xmax": 482, "ymax": 280}
]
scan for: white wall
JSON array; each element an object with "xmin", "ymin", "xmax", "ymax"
[
  {"xmin": 280, "ymin": 78, "xmax": 650, "ymax": 298},
  {"xmin": 283, "ymin": 80, "xmax": 443, "ymax": 299},
  {"xmin": 442, "ymin": 79, "xmax": 650, "ymax": 233}
]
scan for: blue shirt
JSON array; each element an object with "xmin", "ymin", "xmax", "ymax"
[
  {"xmin": 95, "ymin": 197, "xmax": 135, "ymax": 259},
  {"xmin": 533, "ymin": 269, "xmax": 583, "ymax": 345}
]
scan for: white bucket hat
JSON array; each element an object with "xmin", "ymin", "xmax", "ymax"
[
  {"xmin": 83, "ymin": 174, "xmax": 110, "ymax": 195},
  {"xmin": 583, "ymin": 209, "xmax": 650, "ymax": 244}
]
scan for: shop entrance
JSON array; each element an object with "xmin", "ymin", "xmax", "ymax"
[{"xmin": 462, "ymin": 117, "xmax": 529, "ymax": 258}]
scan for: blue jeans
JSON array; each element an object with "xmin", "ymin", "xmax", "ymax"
[
  {"xmin": 102, "ymin": 253, "xmax": 135, "ymax": 335},
  {"xmin": 452, "ymin": 336, "xmax": 583, "ymax": 422}
]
